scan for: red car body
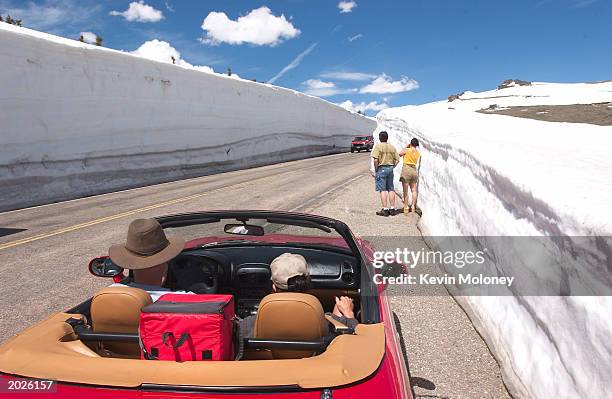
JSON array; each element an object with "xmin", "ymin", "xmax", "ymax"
[{"xmin": 0, "ymin": 213, "xmax": 412, "ymax": 399}]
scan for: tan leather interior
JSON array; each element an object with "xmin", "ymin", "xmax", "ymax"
[
  {"xmin": 0, "ymin": 312, "xmax": 385, "ymax": 389},
  {"xmin": 254, "ymin": 293, "xmax": 329, "ymax": 359},
  {"xmin": 90, "ymin": 286, "xmax": 152, "ymax": 357}
]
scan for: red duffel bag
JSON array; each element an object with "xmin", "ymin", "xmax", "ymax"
[{"xmin": 139, "ymin": 294, "xmax": 235, "ymax": 361}]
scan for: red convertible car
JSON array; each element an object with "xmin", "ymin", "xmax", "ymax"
[{"xmin": 0, "ymin": 210, "xmax": 411, "ymax": 398}]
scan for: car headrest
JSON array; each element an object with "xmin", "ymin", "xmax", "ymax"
[
  {"xmin": 90, "ymin": 286, "xmax": 152, "ymax": 333},
  {"xmin": 254, "ymin": 293, "xmax": 329, "ymax": 359}
]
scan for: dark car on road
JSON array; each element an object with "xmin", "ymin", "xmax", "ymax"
[{"xmin": 351, "ymin": 135, "xmax": 374, "ymax": 152}]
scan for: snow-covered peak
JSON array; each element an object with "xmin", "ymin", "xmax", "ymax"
[
  {"xmin": 459, "ymin": 81, "xmax": 612, "ymax": 108},
  {"xmin": 380, "ymin": 80, "xmax": 612, "ymax": 116}
]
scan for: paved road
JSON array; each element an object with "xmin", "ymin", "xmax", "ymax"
[{"xmin": 0, "ymin": 152, "xmax": 510, "ymax": 398}]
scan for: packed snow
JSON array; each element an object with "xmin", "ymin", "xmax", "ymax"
[
  {"xmin": 448, "ymin": 81, "xmax": 612, "ymax": 110},
  {"xmin": 376, "ymin": 81, "xmax": 612, "ymax": 399},
  {"xmin": 0, "ymin": 23, "xmax": 374, "ymax": 211}
]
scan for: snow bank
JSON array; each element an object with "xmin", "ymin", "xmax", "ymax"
[
  {"xmin": 0, "ymin": 23, "xmax": 374, "ymax": 211},
  {"xmin": 376, "ymin": 81, "xmax": 612, "ymax": 399},
  {"xmin": 450, "ymin": 81, "xmax": 612, "ymax": 111}
]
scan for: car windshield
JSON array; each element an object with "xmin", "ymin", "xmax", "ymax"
[
  {"xmin": 162, "ymin": 216, "xmax": 351, "ymax": 251},
  {"xmin": 354, "ymin": 136, "xmax": 368, "ymax": 140}
]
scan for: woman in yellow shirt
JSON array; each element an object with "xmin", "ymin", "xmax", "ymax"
[{"xmin": 398, "ymin": 138, "xmax": 421, "ymax": 213}]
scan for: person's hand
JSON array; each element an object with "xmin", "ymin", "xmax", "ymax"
[{"xmin": 333, "ymin": 296, "xmax": 355, "ymax": 319}]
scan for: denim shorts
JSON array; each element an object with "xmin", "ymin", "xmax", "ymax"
[{"xmin": 375, "ymin": 165, "xmax": 395, "ymax": 192}]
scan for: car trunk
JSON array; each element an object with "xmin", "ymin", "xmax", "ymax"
[{"xmin": 0, "ymin": 312, "xmax": 385, "ymax": 391}]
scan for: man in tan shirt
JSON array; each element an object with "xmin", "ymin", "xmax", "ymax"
[{"xmin": 371, "ymin": 131, "xmax": 399, "ymax": 216}]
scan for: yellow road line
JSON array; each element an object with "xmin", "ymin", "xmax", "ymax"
[
  {"xmin": 0, "ymin": 162, "xmax": 361, "ymax": 251},
  {"xmin": 0, "ymin": 191, "xmax": 214, "ymax": 251},
  {"xmin": 0, "ymin": 167, "xmax": 297, "ymax": 251}
]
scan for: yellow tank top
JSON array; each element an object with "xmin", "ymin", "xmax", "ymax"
[{"xmin": 403, "ymin": 147, "xmax": 420, "ymax": 165}]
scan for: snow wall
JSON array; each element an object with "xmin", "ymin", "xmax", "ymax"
[
  {"xmin": 375, "ymin": 84, "xmax": 612, "ymax": 399},
  {"xmin": 0, "ymin": 24, "xmax": 375, "ymax": 212}
]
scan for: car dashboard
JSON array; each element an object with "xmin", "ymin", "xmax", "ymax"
[{"xmin": 166, "ymin": 245, "xmax": 359, "ymax": 318}]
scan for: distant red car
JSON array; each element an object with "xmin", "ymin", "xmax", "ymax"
[
  {"xmin": 0, "ymin": 211, "xmax": 412, "ymax": 399},
  {"xmin": 351, "ymin": 135, "xmax": 374, "ymax": 152}
]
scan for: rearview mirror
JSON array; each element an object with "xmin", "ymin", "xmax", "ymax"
[
  {"xmin": 89, "ymin": 257, "xmax": 124, "ymax": 277},
  {"xmin": 224, "ymin": 223, "xmax": 265, "ymax": 236}
]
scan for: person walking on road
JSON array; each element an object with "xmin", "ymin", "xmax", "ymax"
[
  {"xmin": 399, "ymin": 138, "xmax": 421, "ymax": 213},
  {"xmin": 371, "ymin": 131, "xmax": 399, "ymax": 216}
]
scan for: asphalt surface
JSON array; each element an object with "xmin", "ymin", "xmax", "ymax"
[{"xmin": 0, "ymin": 152, "xmax": 510, "ymax": 398}]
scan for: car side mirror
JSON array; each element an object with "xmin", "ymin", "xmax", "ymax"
[
  {"xmin": 89, "ymin": 257, "xmax": 124, "ymax": 277},
  {"xmin": 381, "ymin": 262, "xmax": 404, "ymax": 278},
  {"xmin": 223, "ymin": 223, "xmax": 265, "ymax": 236}
]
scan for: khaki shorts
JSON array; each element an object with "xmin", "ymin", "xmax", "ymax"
[{"xmin": 400, "ymin": 164, "xmax": 418, "ymax": 185}]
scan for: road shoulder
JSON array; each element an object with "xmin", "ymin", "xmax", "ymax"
[{"xmin": 301, "ymin": 172, "xmax": 511, "ymax": 399}]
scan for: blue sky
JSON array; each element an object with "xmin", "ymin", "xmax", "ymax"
[{"xmin": 1, "ymin": 0, "xmax": 611, "ymax": 114}]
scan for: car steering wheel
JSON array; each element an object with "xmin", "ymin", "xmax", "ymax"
[{"xmin": 169, "ymin": 255, "xmax": 219, "ymax": 294}]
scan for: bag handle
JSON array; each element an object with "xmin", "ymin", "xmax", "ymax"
[{"xmin": 162, "ymin": 332, "xmax": 189, "ymax": 348}]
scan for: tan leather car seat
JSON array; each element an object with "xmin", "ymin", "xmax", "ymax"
[
  {"xmin": 254, "ymin": 293, "xmax": 329, "ymax": 359},
  {"xmin": 90, "ymin": 286, "xmax": 152, "ymax": 358}
]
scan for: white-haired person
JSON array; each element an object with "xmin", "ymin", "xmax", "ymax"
[{"xmin": 239, "ymin": 253, "xmax": 358, "ymax": 339}]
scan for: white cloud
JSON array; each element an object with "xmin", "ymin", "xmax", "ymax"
[
  {"xmin": 305, "ymin": 79, "xmax": 335, "ymax": 89},
  {"xmin": 320, "ymin": 71, "xmax": 377, "ymax": 81},
  {"xmin": 571, "ymin": 0, "xmax": 599, "ymax": 8},
  {"xmin": 164, "ymin": 1, "xmax": 174, "ymax": 12},
  {"xmin": 0, "ymin": 0, "xmax": 101, "ymax": 32},
  {"xmin": 79, "ymin": 31, "xmax": 97, "ymax": 44},
  {"xmin": 191, "ymin": 65, "xmax": 215, "ymax": 74},
  {"xmin": 201, "ymin": 6, "xmax": 299, "ymax": 46},
  {"xmin": 130, "ymin": 40, "xmax": 214, "ymax": 73},
  {"xmin": 268, "ymin": 42, "xmax": 317, "ymax": 84},
  {"xmin": 131, "ymin": 40, "xmax": 179, "ymax": 63},
  {"xmin": 359, "ymin": 74, "xmax": 419, "ymax": 94},
  {"xmin": 110, "ymin": 1, "xmax": 164, "ymax": 23},
  {"xmin": 364, "ymin": 101, "xmax": 390, "ymax": 111},
  {"xmin": 348, "ymin": 33, "xmax": 363, "ymax": 42},
  {"xmin": 337, "ymin": 100, "xmax": 389, "ymax": 113},
  {"xmin": 337, "ymin": 1, "xmax": 357, "ymax": 13},
  {"xmin": 302, "ymin": 79, "xmax": 356, "ymax": 97}
]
